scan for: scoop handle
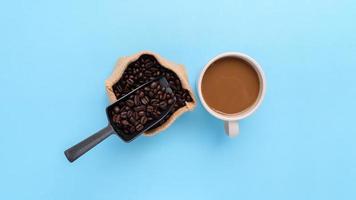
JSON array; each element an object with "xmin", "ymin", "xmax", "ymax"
[{"xmin": 64, "ymin": 125, "xmax": 114, "ymax": 162}]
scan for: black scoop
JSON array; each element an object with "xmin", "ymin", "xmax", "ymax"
[{"xmin": 64, "ymin": 77, "xmax": 175, "ymax": 162}]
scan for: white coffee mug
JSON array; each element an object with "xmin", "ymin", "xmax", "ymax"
[{"xmin": 197, "ymin": 52, "xmax": 266, "ymax": 137}]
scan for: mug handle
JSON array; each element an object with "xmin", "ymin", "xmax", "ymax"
[{"xmin": 224, "ymin": 121, "xmax": 239, "ymax": 137}]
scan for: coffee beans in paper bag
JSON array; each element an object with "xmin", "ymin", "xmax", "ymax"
[{"xmin": 105, "ymin": 51, "xmax": 196, "ymax": 136}]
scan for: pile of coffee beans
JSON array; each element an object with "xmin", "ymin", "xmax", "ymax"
[
  {"xmin": 109, "ymin": 80, "xmax": 175, "ymax": 136},
  {"xmin": 112, "ymin": 54, "xmax": 193, "ymax": 130}
]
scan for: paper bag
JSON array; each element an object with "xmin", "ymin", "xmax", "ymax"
[{"xmin": 105, "ymin": 51, "xmax": 196, "ymax": 136}]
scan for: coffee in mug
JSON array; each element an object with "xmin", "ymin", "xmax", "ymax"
[
  {"xmin": 201, "ymin": 57, "xmax": 260, "ymax": 114},
  {"xmin": 198, "ymin": 52, "xmax": 266, "ymax": 137}
]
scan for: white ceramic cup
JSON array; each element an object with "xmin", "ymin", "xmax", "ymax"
[{"xmin": 197, "ymin": 52, "xmax": 266, "ymax": 137}]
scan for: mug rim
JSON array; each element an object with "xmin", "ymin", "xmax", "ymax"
[{"xmin": 197, "ymin": 52, "xmax": 266, "ymax": 121}]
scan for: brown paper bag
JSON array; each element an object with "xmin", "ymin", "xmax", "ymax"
[{"xmin": 105, "ymin": 51, "xmax": 196, "ymax": 136}]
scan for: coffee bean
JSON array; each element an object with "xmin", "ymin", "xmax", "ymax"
[
  {"xmin": 162, "ymin": 93, "xmax": 167, "ymax": 100},
  {"xmin": 121, "ymin": 120, "xmax": 129, "ymax": 126},
  {"xmin": 148, "ymin": 91, "xmax": 154, "ymax": 97},
  {"xmin": 138, "ymin": 111, "xmax": 145, "ymax": 117},
  {"xmin": 186, "ymin": 95, "xmax": 192, "ymax": 101},
  {"xmin": 134, "ymin": 112, "xmax": 139, "ymax": 120},
  {"xmin": 146, "ymin": 105, "xmax": 154, "ymax": 112},
  {"xmin": 117, "ymin": 85, "xmax": 123, "ymax": 93},
  {"xmin": 146, "ymin": 111, "xmax": 152, "ymax": 117},
  {"xmin": 139, "ymin": 91, "xmax": 145, "ymax": 97},
  {"xmin": 159, "ymin": 101, "xmax": 167, "ymax": 110},
  {"xmin": 120, "ymin": 111, "xmax": 127, "ymax": 119},
  {"xmin": 168, "ymin": 98, "xmax": 174, "ymax": 105},
  {"xmin": 129, "ymin": 126, "xmax": 136, "ymax": 134},
  {"xmin": 134, "ymin": 105, "xmax": 145, "ymax": 112},
  {"xmin": 134, "ymin": 95, "xmax": 141, "ymax": 106},
  {"xmin": 177, "ymin": 100, "xmax": 185, "ymax": 107},
  {"xmin": 136, "ymin": 124, "xmax": 144, "ymax": 132},
  {"xmin": 184, "ymin": 90, "xmax": 193, "ymax": 102},
  {"xmin": 126, "ymin": 99, "xmax": 134, "ymax": 107},
  {"xmin": 129, "ymin": 117, "xmax": 136, "ymax": 124},
  {"xmin": 150, "ymin": 82, "xmax": 158, "ymax": 88},
  {"xmin": 152, "ymin": 112, "xmax": 158, "ymax": 118},
  {"xmin": 132, "ymin": 112, "xmax": 139, "ymax": 120},
  {"xmin": 150, "ymin": 67, "xmax": 158, "ymax": 72},
  {"xmin": 113, "ymin": 106, "xmax": 120, "ymax": 113},
  {"xmin": 144, "ymin": 70, "xmax": 152, "ymax": 76},
  {"xmin": 175, "ymin": 79, "xmax": 181, "ymax": 86},
  {"xmin": 151, "ymin": 99, "xmax": 159, "ymax": 104},
  {"xmin": 139, "ymin": 57, "xmax": 145, "ymax": 63},
  {"xmin": 113, "ymin": 114, "xmax": 120, "ymax": 123},
  {"xmin": 127, "ymin": 110, "xmax": 133, "ymax": 118},
  {"xmin": 118, "ymin": 101, "xmax": 125, "ymax": 107},
  {"xmin": 145, "ymin": 61, "xmax": 154, "ymax": 68},
  {"xmin": 141, "ymin": 96, "xmax": 149, "ymax": 105},
  {"xmin": 127, "ymin": 78, "xmax": 134, "ymax": 85},
  {"xmin": 182, "ymin": 91, "xmax": 187, "ymax": 98},
  {"xmin": 140, "ymin": 116, "xmax": 147, "ymax": 124},
  {"xmin": 161, "ymin": 93, "xmax": 168, "ymax": 100}
]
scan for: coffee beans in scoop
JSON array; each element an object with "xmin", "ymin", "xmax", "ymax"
[
  {"xmin": 112, "ymin": 54, "xmax": 193, "ymax": 131},
  {"xmin": 108, "ymin": 80, "xmax": 176, "ymax": 137}
]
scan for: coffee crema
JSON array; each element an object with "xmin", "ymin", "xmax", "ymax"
[{"xmin": 201, "ymin": 57, "xmax": 260, "ymax": 114}]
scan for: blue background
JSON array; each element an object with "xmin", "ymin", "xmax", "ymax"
[{"xmin": 1, "ymin": 0, "xmax": 355, "ymax": 199}]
